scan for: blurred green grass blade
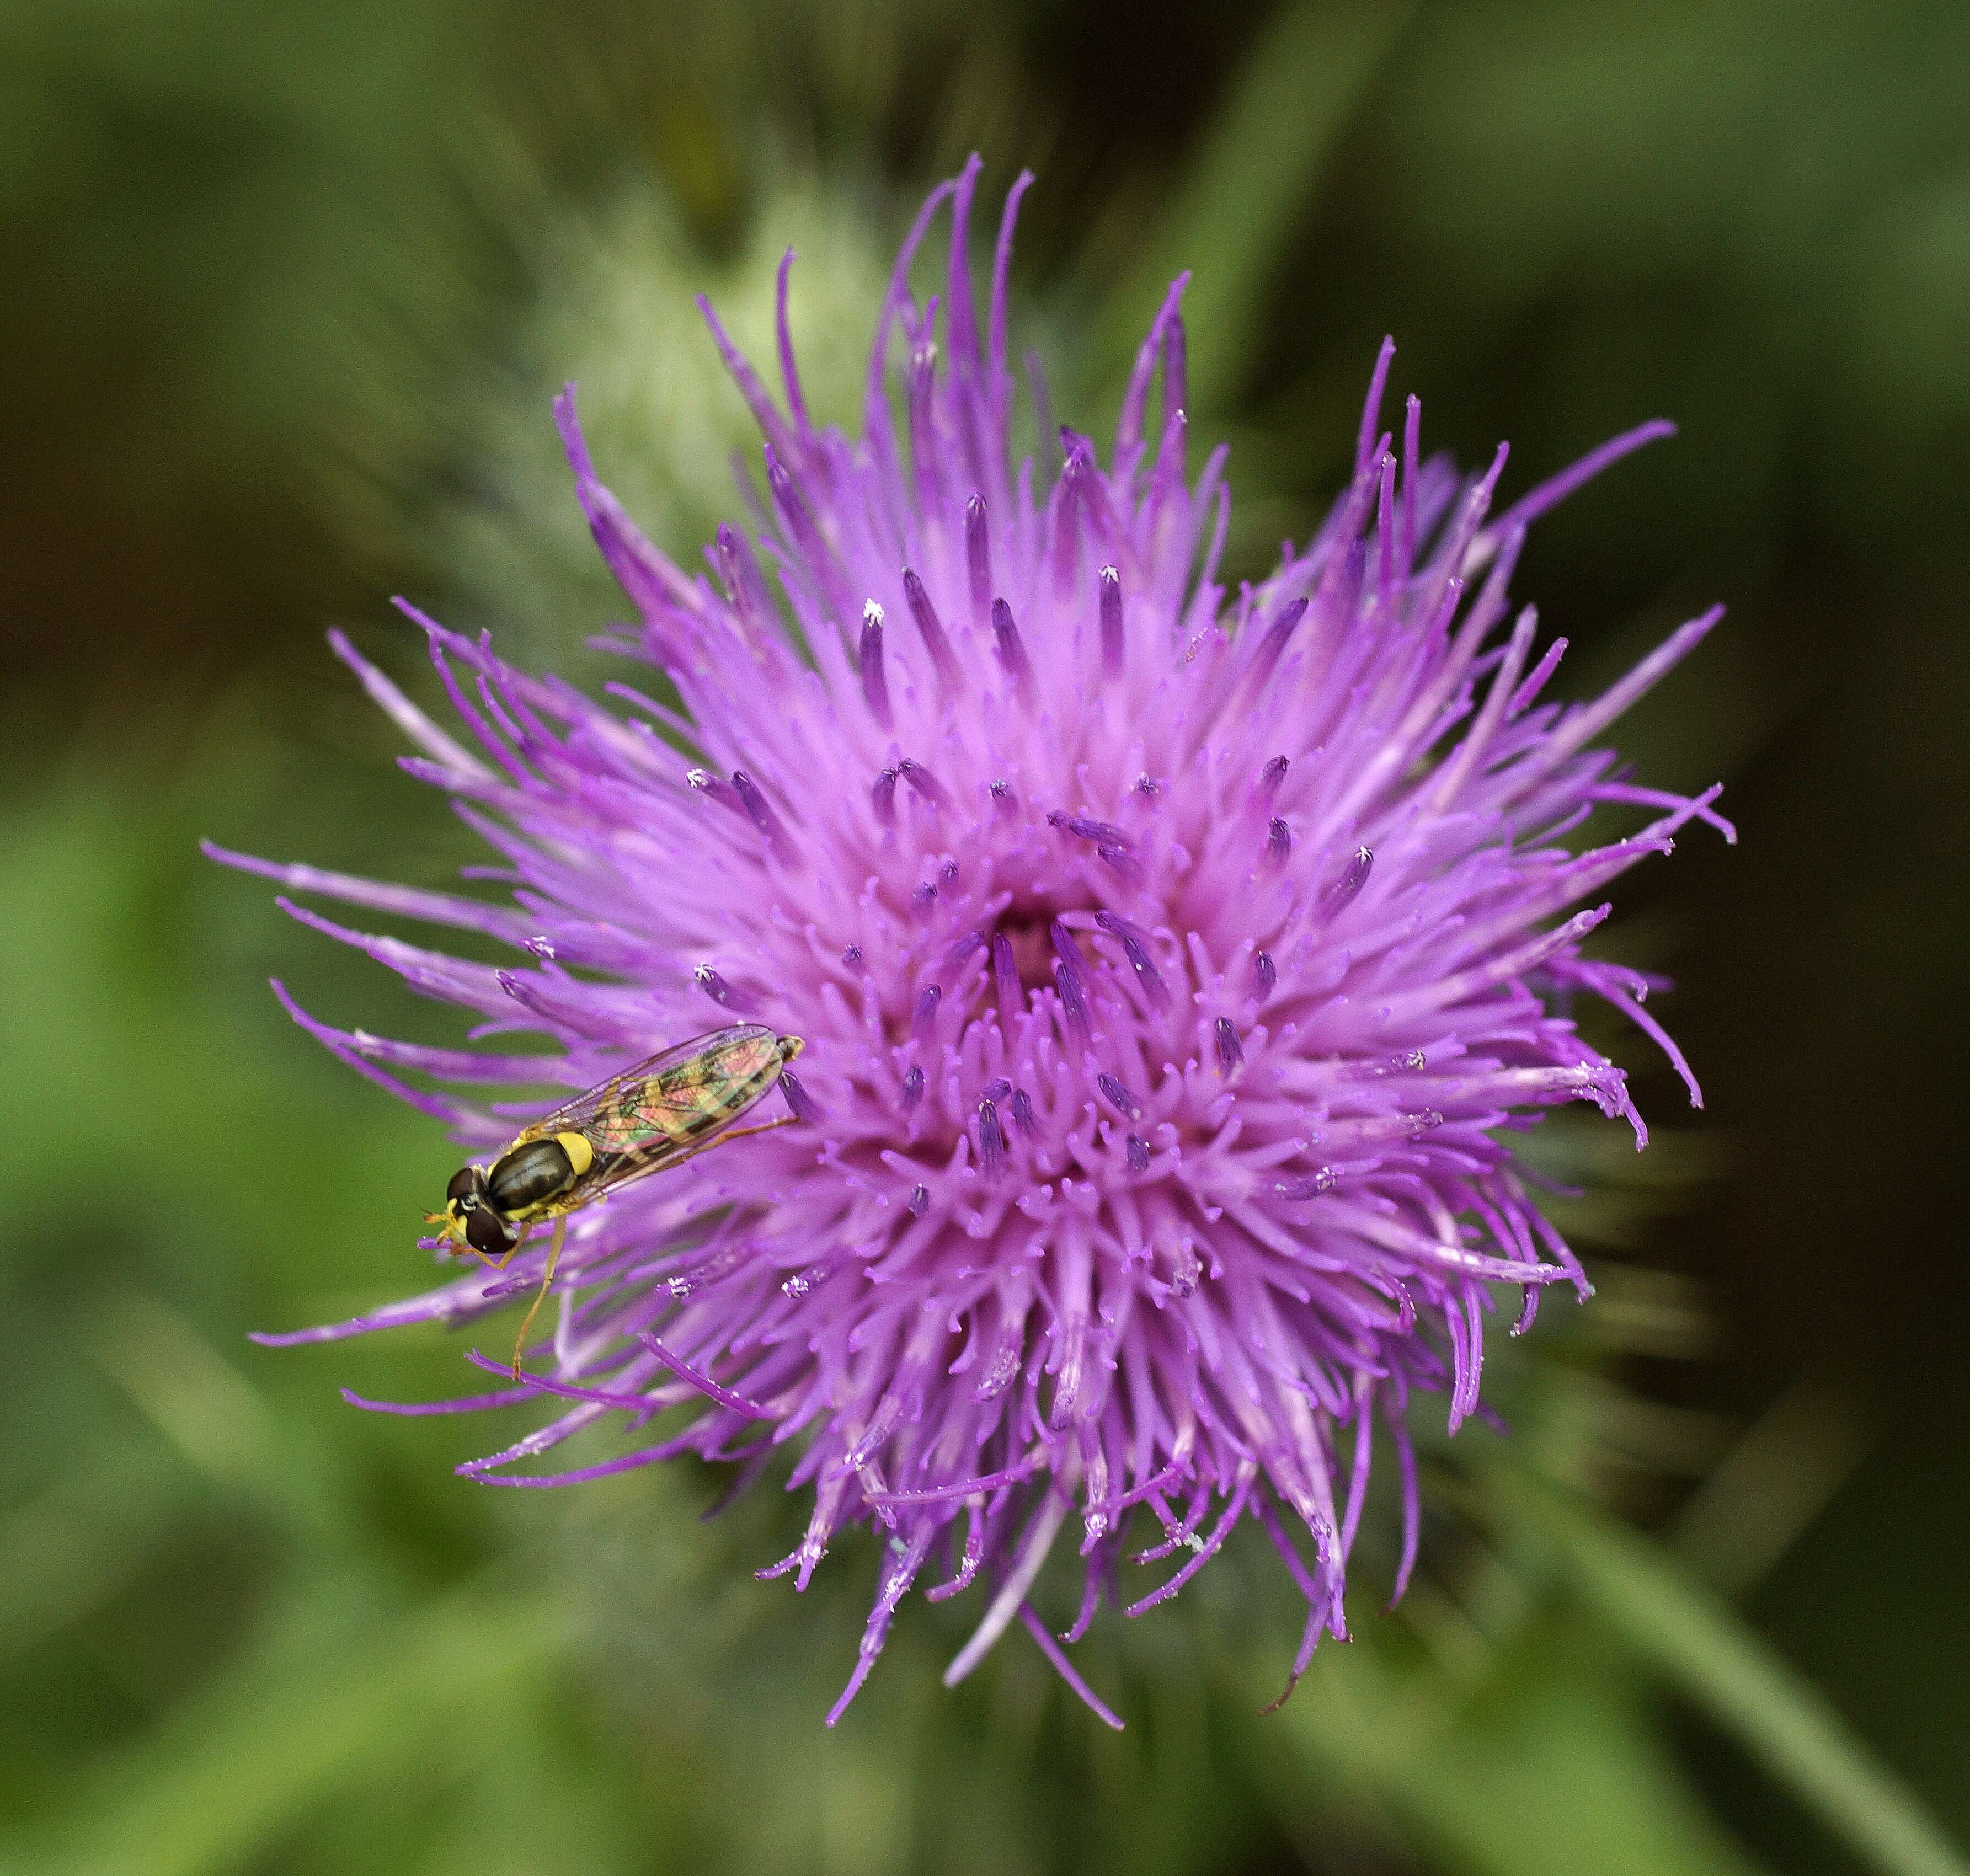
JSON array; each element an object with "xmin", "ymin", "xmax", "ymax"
[
  {"xmin": 1495, "ymin": 1468, "xmax": 1970, "ymax": 1876},
  {"xmin": 25, "ymin": 1578, "xmax": 574, "ymax": 1876},
  {"xmin": 1088, "ymin": 0, "xmax": 1414, "ymax": 416},
  {"xmin": 1392, "ymin": 1684, "xmax": 1765, "ymax": 1876},
  {"xmin": 1269, "ymin": 1620, "xmax": 1764, "ymax": 1876},
  {"xmin": 1670, "ymin": 1382, "xmax": 1868, "ymax": 1595}
]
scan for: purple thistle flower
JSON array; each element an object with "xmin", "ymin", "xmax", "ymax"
[{"xmin": 221, "ymin": 157, "xmax": 1732, "ymax": 1728}]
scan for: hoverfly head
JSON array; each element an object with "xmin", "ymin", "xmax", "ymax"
[{"xmin": 436, "ymin": 1164, "xmax": 499, "ymax": 1254}]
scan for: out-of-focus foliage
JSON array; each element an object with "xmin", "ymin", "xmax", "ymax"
[
  {"xmin": 2, "ymin": 1, "xmax": 1966, "ymax": 1873},
  {"xmin": 434, "ymin": 174, "xmax": 894, "ymax": 661}
]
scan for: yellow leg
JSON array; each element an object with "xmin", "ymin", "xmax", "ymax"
[
  {"xmin": 428, "ymin": 1209, "xmax": 529, "ymax": 1273},
  {"xmin": 461, "ymin": 1224, "xmax": 529, "ymax": 1273},
  {"xmin": 510, "ymin": 1215, "xmax": 567, "ymax": 1380}
]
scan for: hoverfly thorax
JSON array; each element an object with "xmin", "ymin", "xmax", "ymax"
[{"xmin": 486, "ymin": 1136, "xmax": 583, "ymax": 1215}]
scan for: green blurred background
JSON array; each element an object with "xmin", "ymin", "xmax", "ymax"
[{"xmin": 4, "ymin": 2, "xmax": 1967, "ymax": 1872}]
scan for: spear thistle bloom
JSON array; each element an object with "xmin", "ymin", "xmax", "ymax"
[{"xmin": 223, "ymin": 158, "xmax": 1729, "ymax": 1727}]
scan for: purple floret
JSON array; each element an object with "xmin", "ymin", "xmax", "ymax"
[{"xmin": 221, "ymin": 156, "xmax": 1732, "ymax": 1727}]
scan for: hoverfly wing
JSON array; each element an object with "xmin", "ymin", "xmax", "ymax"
[
  {"xmin": 552, "ymin": 1129, "xmax": 691, "ymax": 1206},
  {"xmin": 530, "ymin": 1025, "xmax": 777, "ymax": 1140},
  {"xmin": 522, "ymin": 1025, "xmax": 793, "ymax": 1205}
]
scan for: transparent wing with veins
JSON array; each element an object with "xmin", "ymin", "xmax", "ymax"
[{"xmin": 516, "ymin": 1024, "xmax": 787, "ymax": 1204}]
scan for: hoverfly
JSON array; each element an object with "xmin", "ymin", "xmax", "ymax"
[{"xmin": 428, "ymin": 1024, "xmax": 804, "ymax": 1377}]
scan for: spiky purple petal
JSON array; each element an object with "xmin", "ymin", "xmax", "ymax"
[{"xmin": 243, "ymin": 161, "xmax": 1722, "ymax": 1728}]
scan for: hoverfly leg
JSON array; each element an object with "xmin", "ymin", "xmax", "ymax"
[
  {"xmin": 466, "ymin": 1223, "xmax": 529, "ymax": 1274},
  {"xmin": 510, "ymin": 1214, "xmax": 567, "ymax": 1381}
]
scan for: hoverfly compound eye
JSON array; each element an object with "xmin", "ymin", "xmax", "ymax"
[
  {"xmin": 446, "ymin": 1167, "xmax": 481, "ymax": 1205},
  {"xmin": 464, "ymin": 1207, "xmax": 513, "ymax": 1256}
]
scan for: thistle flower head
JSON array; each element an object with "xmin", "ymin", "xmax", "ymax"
[{"xmin": 223, "ymin": 158, "xmax": 1729, "ymax": 1727}]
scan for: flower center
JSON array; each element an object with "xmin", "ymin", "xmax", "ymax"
[{"xmin": 991, "ymin": 891, "xmax": 1101, "ymax": 1000}]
